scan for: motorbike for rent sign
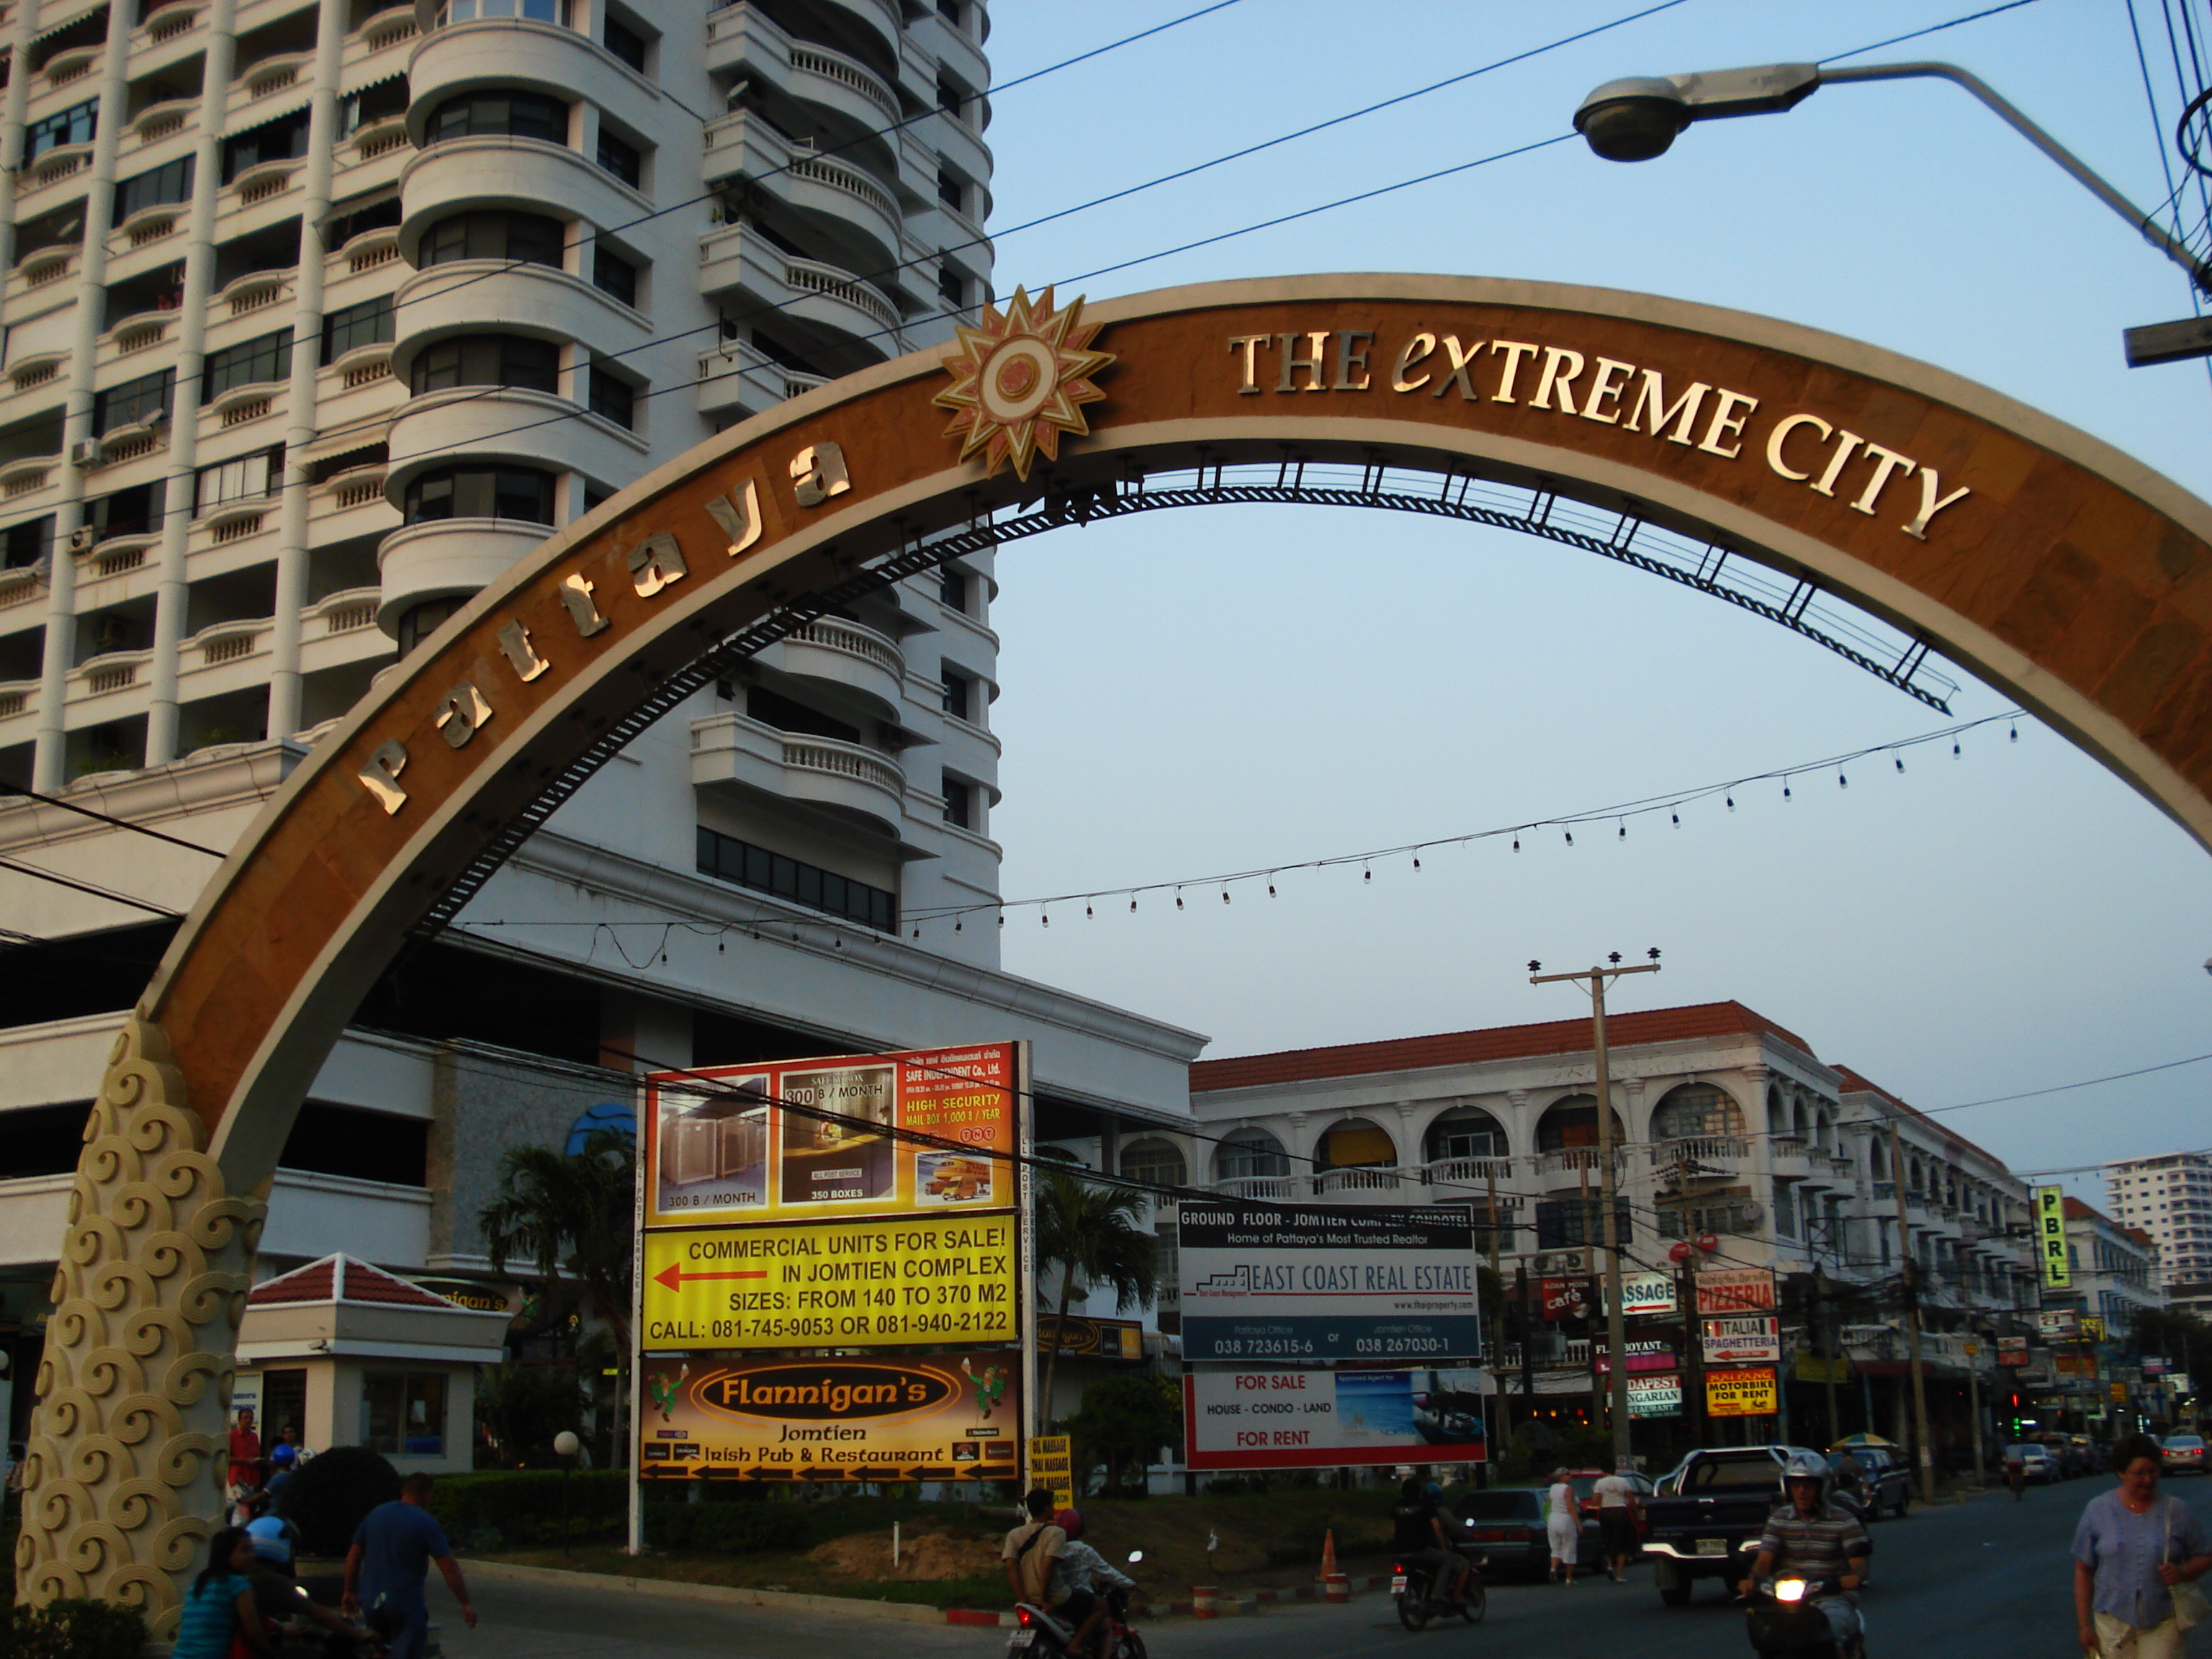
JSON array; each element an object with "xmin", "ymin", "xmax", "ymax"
[
  {"xmin": 641, "ymin": 1215, "xmax": 1016, "ymax": 1350},
  {"xmin": 1701, "ymin": 1315, "xmax": 1781, "ymax": 1364},
  {"xmin": 1693, "ymin": 1268, "xmax": 1777, "ymax": 1316},
  {"xmin": 1184, "ymin": 1367, "xmax": 1487, "ymax": 1469},
  {"xmin": 637, "ymin": 1353, "xmax": 1020, "ymax": 1482},
  {"xmin": 1628, "ymin": 1373, "xmax": 1683, "ymax": 1418},
  {"xmin": 1179, "ymin": 1200, "xmax": 1481, "ymax": 1362},
  {"xmin": 1706, "ymin": 1366, "xmax": 1779, "ymax": 1417}
]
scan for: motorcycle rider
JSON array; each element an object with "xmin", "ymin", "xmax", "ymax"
[
  {"xmin": 1390, "ymin": 1477, "xmax": 1472, "ymax": 1609},
  {"xmin": 1740, "ymin": 1451, "xmax": 1871, "ymax": 1656},
  {"xmin": 1003, "ymin": 1491, "xmax": 1091, "ymax": 1653},
  {"xmin": 1052, "ymin": 1511, "xmax": 1133, "ymax": 1659}
]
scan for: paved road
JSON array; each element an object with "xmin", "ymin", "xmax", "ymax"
[{"xmin": 441, "ymin": 1475, "xmax": 2212, "ymax": 1659}]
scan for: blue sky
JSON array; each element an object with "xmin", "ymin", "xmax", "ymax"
[{"xmin": 966, "ymin": 0, "xmax": 2211, "ymax": 1202}]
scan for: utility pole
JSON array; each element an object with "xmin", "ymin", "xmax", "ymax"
[
  {"xmin": 1814, "ymin": 1264, "xmax": 1840, "ymax": 1447},
  {"xmin": 1885, "ymin": 1110, "xmax": 1938, "ymax": 1504},
  {"xmin": 1518, "ymin": 1264, "xmax": 1537, "ymax": 1438},
  {"xmin": 1531, "ymin": 950, "xmax": 1661, "ymax": 1471}
]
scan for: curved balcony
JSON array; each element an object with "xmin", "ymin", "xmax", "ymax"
[
  {"xmin": 43, "ymin": 47, "xmax": 102, "ymax": 88},
  {"xmin": 388, "ymin": 259, "xmax": 649, "ymax": 382},
  {"xmin": 136, "ymin": 1, "xmax": 205, "ymax": 48},
  {"xmin": 701, "ymin": 113, "xmax": 901, "ymax": 271},
  {"xmin": 228, "ymin": 157, "xmax": 303, "ymax": 210},
  {"xmin": 179, "ymin": 619, "xmax": 273, "ymax": 686},
  {"xmin": 405, "ymin": 17, "xmax": 660, "ymax": 148},
  {"xmin": 385, "ymin": 385, "xmax": 645, "ymax": 504},
  {"xmin": 1210, "ymin": 1176, "xmax": 1299, "ymax": 1201},
  {"xmin": 22, "ymin": 143, "xmax": 93, "ymax": 196},
  {"xmin": 0, "ymin": 679, "xmax": 38, "ymax": 726},
  {"xmin": 375, "ymin": 516, "xmax": 551, "ymax": 635},
  {"xmin": 753, "ymin": 616, "xmax": 904, "ymax": 718},
  {"xmin": 705, "ymin": 8, "xmax": 899, "ymax": 136},
  {"xmin": 130, "ymin": 99, "xmax": 197, "ymax": 146},
  {"xmin": 1419, "ymin": 1156, "xmax": 1516, "ymax": 1188},
  {"xmin": 691, "ymin": 712, "xmax": 907, "ymax": 838},
  {"xmin": 398, "ymin": 138, "xmax": 642, "ymax": 266},
  {"xmin": 1653, "ymin": 1135, "xmax": 1748, "ymax": 1177},
  {"xmin": 239, "ymin": 50, "xmax": 313, "ymax": 99},
  {"xmin": 70, "ymin": 649, "xmax": 155, "ymax": 701},
  {"xmin": 697, "ymin": 224, "xmax": 902, "ymax": 355},
  {"xmin": 0, "ymin": 567, "xmax": 50, "ymax": 617},
  {"xmin": 80, "ymin": 533, "xmax": 160, "ymax": 580},
  {"xmin": 1311, "ymin": 1166, "xmax": 1403, "ymax": 1200}
]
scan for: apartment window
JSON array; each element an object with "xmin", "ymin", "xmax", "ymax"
[
  {"xmin": 402, "ymin": 464, "xmax": 556, "ymax": 525},
  {"xmin": 591, "ymin": 246, "xmax": 638, "ymax": 307},
  {"xmin": 426, "ymin": 91, "xmax": 567, "ymax": 145},
  {"xmin": 937, "ymin": 0, "xmax": 963, "ymax": 27},
  {"xmin": 418, "ymin": 210, "xmax": 564, "ymax": 269},
  {"xmin": 1773, "ymin": 1178, "xmax": 1797, "ymax": 1238},
  {"xmin": 595, "ymin": 130, "xmax": 642, "ymax": 187},
  {"xmin": 940, "ymin": 668, "xmax": 976, "ymax": 723},
  {"xmin": 938, "ymin": 567, "xmax": 967, "ymax": 614},
  {"xmin": 360, "ymin": 1372, "xmax": 446, "ymax": 1456},
  {"xmin": 202, "ymin": 329, "xmax": 294, "ymax": 403},
  {"xmin": 337, "ymin": 78, "xmax": 410, "ymax": 138},
  {"xmin": 938, "ymin": 266, "xmax": 964, "ymax": 309},
  {"xmin": 91, "ymin": 369, "xmax": 174, "ymax": 436},
  {"xmin": 695, "ymin": 825, "xmax": 896, "ymax": 933},
  {"xmin": 328, "ymin": 194, "xmax": 402, "ymax": 250},
  {"xmin": 942, "ymin": 778, "xmax": 973, "ymax": 830},
  {"xmin": 4, "ymin": 516, "xmax": 55, "ymax": 570},
  {"xmin": 194, "ymin": 447, "xmax": 282, "ymax": 515},
  {"xmin": 26, "ymin": 99, "xmax": 97, "ymax": 162},
  {"xmin": 86, "ymin": 482, "xmax": 161, "ymax": 541},
  {"xmin": 222, "ymin": 110, "xmax": 311, "ymax": 182},
  {"xmin": 114, "ymin": 156, "xmax": 194, "ymax": 222},
  {"xmin": 936, "ymin": 75, "xmax": 963, "ymax": 118},
  {"xmin": 441, "ymin": 0, "xmax": 567, "ymax": 22},
  {"xmin": 321, "ymin": 297, "xmax": 394, "ymax": 364},
  {"xmin": 937, "ymin": 168, "xmax": 963, "ymax": 212},
  {"xmin": 1535, "ymin": 1198, "xmax": 1633, "ymax": 1249},
  {"xmin": 604, "ymin": 14, "xmax": 647, "ymax": 71},
  {"xmin": 409, "ymin": 335, "xmax": 559, "ymax": 396},
  {"xmin": 586, "ymin": 367, "xmax": 634, "ymax": 428}
]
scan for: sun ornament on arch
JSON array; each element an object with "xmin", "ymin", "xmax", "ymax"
[{"xmin": 932, "ymin": 286, "xmax": 1115, "ymax": 482}]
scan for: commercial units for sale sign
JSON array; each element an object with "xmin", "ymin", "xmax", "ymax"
[{"xmin": 1179, "ymin": 1200, "xmax": 1481, "ymax": 1362}]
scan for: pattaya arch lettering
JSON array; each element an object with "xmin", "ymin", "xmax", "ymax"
[{"xmin": 20, "ymin": 275, "xmax": 2212, "ymax": 1627}]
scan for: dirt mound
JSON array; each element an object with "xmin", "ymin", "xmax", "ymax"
[{"xmin": 806, "ymin": 1527, "xmax": 1001, "ymax": 1581}]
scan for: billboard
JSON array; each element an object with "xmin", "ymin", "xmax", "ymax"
[
  {"xmin": 1693, "ymin": 1268, "xmax": 1777, "ymax": 1315},
  {"xmin": 2035, "ymin": 1185, "xmax": 2070, "ymax": 1289},
  {"xmin": 1178, "ymin": 1200, "xmax": 1480, "ymax": 1362},
  {"xmin": 1706, "ymin": 1366, "xmax": 1779, "ymax": 1416},
  {"xmin": 642, "ymin": 1045, "xmax": 1018, "ymax": 1227},
  {"xmin": 1701, "ymin": 1315, "xmax": 1781, "ymax": 1364},
  {"xmin": 641, "ymin": 1215, "xmax": 1015, "ymax": 1350},
  {"xmin": 1038, "ymin": 1315, "xmax": 1146, "ymax": 1359},
  {"xmin": 1593, "ymin": 1339, "xmax": 1677, "ymax": 1375},
  {"xmin": 1628, "ymin": 1373, "xmax": 1682, "ymax": 1417},
  {"xmin": 1617, "ymin": 1273, "xmax": 1678, "ymax": 1316},
  {"xmin": 637, "ymin": 1354, "xmax": 1020, "ymax": 1482},
  {"xmin": 1184, "ymin": 1367, "xmax": 1486, "ymax": 1469}
]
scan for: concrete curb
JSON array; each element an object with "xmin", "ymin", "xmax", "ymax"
[{"xmin": 460, "ymin": 1557, "xmax": 951, "ymax": 1625}]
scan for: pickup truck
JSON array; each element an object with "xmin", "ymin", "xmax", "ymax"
[{"xmin": 1640, "ymin": 1445, "xmax": 1872, "ymax": 1606}]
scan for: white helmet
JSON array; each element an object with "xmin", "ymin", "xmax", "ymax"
[{"xmin": 1782, "ymin": 1450, "xmax": 1829, "ymax": 1491}]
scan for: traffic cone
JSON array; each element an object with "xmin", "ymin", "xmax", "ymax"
[{"xmin": 1319, "ymin": 1529, "xmax": 1338, "ymax": 1581}]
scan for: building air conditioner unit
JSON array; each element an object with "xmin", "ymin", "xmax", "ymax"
[
  {"xmin": 1738, "ymin": 1201, "xmax": 1766, "ymax": 1227},
  {"xmin": 70, "ymin": 438, "xmax": 102, "ymax": 467},
  {"xmin": 66, "ymin": 526, "xmax": 94, "ymax": 553},
  {"xmin": 1532, "ymin": 1249, "xmax": 1593, "ymax": 1277}
]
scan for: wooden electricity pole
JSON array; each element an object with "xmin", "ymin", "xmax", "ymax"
[{"xmin": 1886, "ymin": 1111, "xmax": 1938, "ymax": 1504}]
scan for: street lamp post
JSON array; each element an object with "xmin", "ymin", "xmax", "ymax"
[
  {"xmin": 1573, "ymin": 59, "xmax": 2212, "ymax": 364},
  {"xmin": 1530, "ymin": 950, "xmax": 1661, "ymax": 1471},
  {"xmin": 554, "ymin": 1429, "xmax": 581, "ymax": 1555}
]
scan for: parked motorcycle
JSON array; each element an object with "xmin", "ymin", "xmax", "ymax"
[
  {"xmin": 1009, "ymin": 1550, "xmax": 1145, "ymax": 1659},
  {"xmin": 1745, "ymin": 1576, "xmax": 1864, "ymax": 1659},
  {"xmin": 1390, "ymin": 1551, "xmax": 1487, "ymax": 1631}
]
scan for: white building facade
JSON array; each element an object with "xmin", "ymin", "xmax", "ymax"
[
  {"xmin": 0, "ymin": 0, "xmax": 1211, "ymax": 1456},
  {"xmin": 2104, "ymin": 1151, "xmax": 2212, "ymax": 1287}
]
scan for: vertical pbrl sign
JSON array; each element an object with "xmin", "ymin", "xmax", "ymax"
[{"xmin": 2035, "ymin": 1185, "xmax": 2070, "ymax": 1289}]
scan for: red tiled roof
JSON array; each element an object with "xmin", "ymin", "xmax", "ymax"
[
  {"xmin": 248, "ymin": 1254, "xmax": 467, "ymax": 1310},
  {"xmin": 1190, "ymin": 1001, "xmax": 1815, "ymax": 1094},
  {"xmin": 2063, "ymin": 1195, "xmax": 2119, "ymax": 1228},
  {"xmin": 1829, "ymin": 1066, "xmax": 2005, "ymax": 1171}
]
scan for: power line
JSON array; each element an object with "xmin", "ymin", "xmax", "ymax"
[
  {"xmin": 0, "ymin": 855, "xmax": 180, "ymax": 917},
  {"xmin": 1817, "ymin": 0, "xmax": 2049, "ymax": 63},
  {"xmin": 0, "ymin": 781, "xmax": 225, "ymax": 857}
]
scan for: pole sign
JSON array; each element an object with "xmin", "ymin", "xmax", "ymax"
[
  {"xmin": 637, "ymin": 1354, "xmax": 1019, "ymax": 1483},
  {"xmin": 1997, "ymin": 1337, "xmax": 2030, "ymax": 1367},
  {"xmin": 2035, "ymin": 1186, "xmax": 2071, "ymax": 1288},
  {"xmin": 2037, "ymin": 1308, "xmax": 2079, "ymax": 1341},
  {"xmin": 1183, "ymin": 1367, "xmax": 1487, "ymax": 1469},
  {"xmin": 1701, "ymin": 1316, "xmax": 1781, "ymax": 1364},
  {"xmin": 1615, "ymin": 1272, "xmax": 1678, "ymax": 1316},
  {"xmin": 1693, "ymin": 1268, "xmax": 1776, "ymax": 1315},
  {"xmin": 1627, "ymin": 1373, "xmax": 1683, "ymax": 1417},
  {"xmin": 2079, "ymin": 1316, "xmax": 2107, "ymax": 1344},
  {"xmin": 1028, "ymin": 1434, "xmax": 1074, "ymax": 1509},
  {"xmin": 1541, "ymin": 1277, "xmax": 1593, "ymax": 1322},
  {"xmin": 1177, "ymin": 1200, "xmax": 1481, "ymax": 1361},
  {"xmin": 1593, "ymin": 1339, "xmax": 1678, "ymax": 1374},
  {"xmin": 1705, "ymin": 1366, "xmax": 1779, "ymax": 1416}
]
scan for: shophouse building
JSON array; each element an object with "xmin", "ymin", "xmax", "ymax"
[
  {"xmin": 2104, "ymin": 1151, "xmax": 2212, "ymax": 1287},
  {"xmin": 0, "ymin": 0, "xmax": 1206, "ymax": 1457}
]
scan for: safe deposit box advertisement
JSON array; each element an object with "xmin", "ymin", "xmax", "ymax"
[
  {"xmin": 1183, "ymin": 1367, "xmax": 1487, "ymax": 1470},
  {"xmin": 1178, "ymin": 1199, "xmax": 1482, "ymax": 1361},
  {"xmin": 642, "ymin": 1044, "xmax": 1019, "ymax": 1226},
  {"xmin": 638, "ymin": 1354, "xmax": 1021, "ymax": 1480}
]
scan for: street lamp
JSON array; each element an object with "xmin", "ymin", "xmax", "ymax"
[
  {"xmin": 1573, "ymin": 60, "xmax": 2212, "ymax": 359},
  {"xmin": 553, "ymin": 1429, "xmax": 580, "ymax": 1555}
]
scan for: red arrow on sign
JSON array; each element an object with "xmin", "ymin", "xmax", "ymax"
[{"xmin": 653, "ymin": 1262, "xmax": 770, "ymax": 1290}]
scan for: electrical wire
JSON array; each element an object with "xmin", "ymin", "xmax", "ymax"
[
  {"xmin": 0, "ymin": 780, "xmax": 225, "ymax": 856},
  {"xmin": 1816, "ymin": 0, "xmax": 2049, "ymax": 63},
  {"xmin": 0, "ymin": 854, "xmax": 181, "ymax": 917}
]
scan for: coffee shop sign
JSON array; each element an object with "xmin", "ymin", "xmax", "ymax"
[{"xmin": 1224, "ymin": 327, "xmax": 1970, "ymax": 543}]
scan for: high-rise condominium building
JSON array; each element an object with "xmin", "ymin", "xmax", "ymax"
[
  {"xmin": 2104, "ymin": 1151, "xmax": 2212, "ymax": 1285},
  {"xmin": 0, "ymin": 0, "xmax": 1204, "ymax": 1447}
]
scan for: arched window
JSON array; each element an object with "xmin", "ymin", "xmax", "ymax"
[
  {"xmin": 1536, "ymin": 1094, "xmax": 1624, "ymax": 1152},
  {"xmin": 1650, "ymin": 1084, "xmax": 1744, "ymax": 1141},
  {"xmin": 1869, "ymin": 1141, "xmax": 1887, "ymax": 1179},
  {"xmin": 1769, "ymin": 1087, "xmax": 1793, "ymax": 1136},
  {"xmin": 1120, "ymin": 1137, "xmax": 1186, "ymax": 1190},
  {"xmin": 1316, "ymin": 1118, "xmax": 1395, "ymax": 1169},
  {"xmin": 1217, "ymin": 1129, "xmax": 1289, "ymax": 1182},
  {"xmin": 1424, "ymin": 1107, "xmax": 1508, "ymax": 1164}
]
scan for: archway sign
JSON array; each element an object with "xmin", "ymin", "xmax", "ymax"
[{"xmin": 20, "ymin": 275, "xmax": 2212, "ymax": 1623}]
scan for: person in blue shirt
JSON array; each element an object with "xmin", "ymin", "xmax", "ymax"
[
  {"xmin": 2073, "ymin": 1431, "xmax": 2212, "ymax": 1658},
  {"xmin": 171, "ymin": 1527, "xmax": 277, "ymax": 1659},
  {"xmin": 341, "ymin": 1473, "xmax": 477, "ymax": 1659}
]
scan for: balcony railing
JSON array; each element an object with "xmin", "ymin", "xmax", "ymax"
[
  {"xmin": 1311, "ymin": 1166, "xmax": 1401, "ymax": 1195},
  {"xmin": 1213, "ymin": 1176, "xmax": 1298, "ymax": 1201}
]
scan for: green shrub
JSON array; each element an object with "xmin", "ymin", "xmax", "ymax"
[
  {"xmin": 641, "ymin": 1502, "xmax": 809, "ymax": 1554},
  {"xmin": 278, "ymin": 1446, "xmax": 400, "ymax": 1557},
  {"xmin": 9, "ymin": 1598, "xmax": 148, "ymax": 1659},
  {"xmin": 426, "ymin": 1470, "xmax": 627, "ymax": 1551}
]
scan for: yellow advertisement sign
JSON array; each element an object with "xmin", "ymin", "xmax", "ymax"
[
  {"xmin": 2036, "ymin": 1185, "xmax": 2070, "ymax": 1289},
  {"xmin": 642, "ymin": 1215, "xmax": 1017, "ymax": 1350},
  {"xmin": 638, "ymin": 1354, "xmax": 1020, "ymax": 1481},
  {"xmin": 1029, "ymin": 1434, "xmax": 1074, "ymax": 1509},
  {"xmin": 642, "ymin": 1044, "xmax": 1020, "ymax": 1229},
  {"xmin": 1706, "ymin": 1366, "xmax": 1779, "ymax": 1417}
]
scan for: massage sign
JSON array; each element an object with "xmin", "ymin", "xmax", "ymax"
[{"xmin": 635, "ymin": 1044, "xmax": 1030, "ymax": 1485}]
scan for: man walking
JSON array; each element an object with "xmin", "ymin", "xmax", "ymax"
[
  {"xmin": 1591, "ymin": 1459, "xmax": 1641, "ymax": 1583},
  {"xmin": 342, "ymin": 1473, "xmax": 477, "ymax": 1659}
]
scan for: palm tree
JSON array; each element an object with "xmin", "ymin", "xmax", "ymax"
[
  {"xmin": 479, "ymin": 1128, "xmax": 637, "ymax": 1367},
  {"xmin": 1033, "ymin": 1167, "xmax": 1159, "ymax": 1429}
]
